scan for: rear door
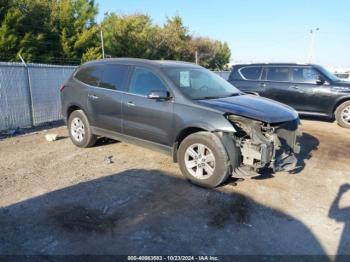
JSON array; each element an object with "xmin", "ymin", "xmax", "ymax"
[
  {"xmin": 261, "ymin": 66, "xmax": 300, "ymax": 108},
  {"xmin": 122, "ymin": 67, "xmax": 174, "ymax": 146},
  {"xmin": 74, "ymin": 64, "xmax": 103, "ymax": 127},
  {"xmin": 87, "ymin": 64, "xmax": 131, "ymax": 132},
  {"xmin": 229, "ymin": 66, "xmax": 264, "ymax": 95}
]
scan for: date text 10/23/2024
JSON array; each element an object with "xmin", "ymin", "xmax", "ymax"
[{"xmin": 127, "ymin": 256, "xmax": 219, "ymax": 261}]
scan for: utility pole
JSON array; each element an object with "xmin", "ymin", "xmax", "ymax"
[
  {"xmin": 195, "ymin": 50, "xmax": 198, "ymax": 64},
  {"xmin": 100, "ymin": 26, "xmax": 105, "ymax": 59},
  {"xmin": 308, "ymin": 27, "xmax": 319, "ymax": 63}
]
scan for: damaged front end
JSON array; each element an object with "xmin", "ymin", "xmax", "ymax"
[{"xmin": 226, "ymin": 114, "xmax": 301, "ymax": 178}]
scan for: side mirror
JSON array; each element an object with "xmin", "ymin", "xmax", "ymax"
[
  {"xmin": 147, "ymin": 90, "xmax": 170, "ymax": 100},
  {"xmin": 316, "ymin": 76, "xmax": 326, "ymax": 85}
]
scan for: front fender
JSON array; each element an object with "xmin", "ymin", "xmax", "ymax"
[
  {"xmin": 180, "ymin": 118, "xmax": 236, "ymax": 133},
  {"xmin": 171, "ymin": 113, "xmax": 236, "ymax": 163},
  {"xmin": 173, "ymin": 103, "xmax": 237, "ymax": 136}
]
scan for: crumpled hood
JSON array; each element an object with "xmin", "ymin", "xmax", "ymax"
[{"xmin": 197, "ymin": 94, "xmax": 299, "ymax": 123}]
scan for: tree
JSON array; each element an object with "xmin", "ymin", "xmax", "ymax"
[
  {"xmin": 0, "ymin": 0, "xmax": 100, "ymax": 64},
  {"xmin": 192, "ymin": 37, "xmax": 231, "ymax": 70},
  {"xmin": 0, "ymin": 2, "xmax": 231, "ymax": 67},
  {"xmin": 209, "ymin": 41, "xmax": 231, "ymax": 70},
  {"xmin": 49, "ymin": 0, "xmax": 100, "ymax": 63},
  {"xmin": 0, "ymin": 0, "xmax": 54, "ymax": 62},
  {"xmin": 101, "ymin": 14, "xmax": 194, "ymax": 61},
  {"xmin": 157, "ymin": 15, "xmax": 193, "ymax": 61},
  {"xmin": 101, "ymin": 14, "xmax": 231, "ymax": 69},
  {"xmin": 0, "ymin": 0, "xmax": 13, "ymax": 23},
  {"xmin": 102, "ymin": 13, "xmax": 159, "ymax": 59}
]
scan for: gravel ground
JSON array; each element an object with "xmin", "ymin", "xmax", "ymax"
[{"xmin": 0, "ymin": 120, "xmax": 349, "ymax": 256}]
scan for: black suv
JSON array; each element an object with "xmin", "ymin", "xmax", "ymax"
[
  {"xmin": 61, "ymin": 58, "xmax": 300, "ymax": 188},
  {"xmin": 228, "ymin": 63, "xmax": 350, "ymax": 128}
]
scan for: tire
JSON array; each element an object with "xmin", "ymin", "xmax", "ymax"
[
  {"xmin": 68, "ymin": 110, "xmax": 97, "ymax": 148},
  {"xmin": 177, "ymin": 131, "xmax": 238, "ymax": 188},
  {"xmin": 335, "ymin": 101, "xmax": 350, "ymax": 129}
]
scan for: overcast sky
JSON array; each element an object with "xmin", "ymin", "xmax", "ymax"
[{"xmin": 96, "ymin": 0, "xmax": 350, "ymax": 68}]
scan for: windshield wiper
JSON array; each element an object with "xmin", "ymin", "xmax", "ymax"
[
  {"xmin": 195, "ymin": 93, "xmax": 241, "ymax": 100},
  {"xmin": 194, "ymin": 96, "xmax": 221, "ymax": 100},
  {"xmin": 227, "ymin": 93, "xmax": 242, "ymax": 97}
]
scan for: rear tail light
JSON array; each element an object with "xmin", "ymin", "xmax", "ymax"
[{"xmin": 60, "ymin": 85, "xmax": 66, "ymax": 92}]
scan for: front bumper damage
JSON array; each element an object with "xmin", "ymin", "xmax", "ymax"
[{"xmin": 227, "ymin": 115, "xmax": 301, "ymax": 178}]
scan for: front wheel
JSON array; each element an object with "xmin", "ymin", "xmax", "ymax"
[
  {"xmin": 335, "ymin": 101, "xmax": 350, "ymax": 128},
  {"xmin": 177, "ymin": 132, "xmax": 236, "ymax": 188}
]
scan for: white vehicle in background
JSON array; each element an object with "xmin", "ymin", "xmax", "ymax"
[
  {"xmin": 334, "ymin": 72, "xmax": 350, "ymax": 81},
  {"xmin": 330, "ymin": 67, "xmax": 350, "ymax": 81}
]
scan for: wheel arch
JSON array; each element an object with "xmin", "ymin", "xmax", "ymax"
[
  {"xmin": 172, "ymin": 121, "xmax": 237, "ymax": 163},
  {"xmin": 67, "ymin": 105, "xmax": 81, "ymax": 119},
  {"xmin": 66, "ymin": 104, "xmax": 92, "ymax": 124},
  {"xmin": 333, "ymin": 97, "xmax": 350, "ymax": 118},
  {"xmin": 172, "ymin": 126, "xmax": 207, "ymax": 162},
  {"xmin": 334, "ymin": 98, "xmax": 350, "ymax": 128}
]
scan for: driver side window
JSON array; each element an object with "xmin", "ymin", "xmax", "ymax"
[
  {"xmin": 292, "ymin": 67, "xmax": 319, "ymax": 84},
  {"xmin": 129, "ymin": 68, "xmax": 167, "ymax": 96}
]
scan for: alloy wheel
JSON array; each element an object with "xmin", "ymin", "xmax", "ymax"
[
  {"xmin": 184, "ymin": 143, "xmax": 216, "ymax": 179},
  {"xmin": 341, "ymin": 106, "xmax": 350, "ymax": 124},
  {"xmin": 71, "ymin": 117, "xmax": 85, "ymax": 142}
]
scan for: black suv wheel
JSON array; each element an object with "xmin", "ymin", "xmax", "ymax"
[
  {"xmin": 68, "ymin": 110, "xmax": 97, "ymax": 147},
  {"xmin": 177, "ymin": 132, "xmax": 239, "ymax": 188},
  {"xmin": 335, "ymin": 101, "xmax": 350, "ymax": 129}
]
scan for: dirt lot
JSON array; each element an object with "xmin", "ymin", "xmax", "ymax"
[{"xmin": 0, "ymin": 120, "xmax": 350, "ymax": 256}]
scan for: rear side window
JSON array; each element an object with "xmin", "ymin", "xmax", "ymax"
[
  {"xmin": 75, "ymin": 65, "xmax": 102, "ymax": 86},
  {"xmin": 239, "ymin": 66, "xmax": 262, "ymax": 80},
  {"xmin": 266, "ymin": 67, "xmax": 290, "ymax": 82},
  {"xmin": 129, "ymin": 68, "xmax": 167, "ymax": 96},
  {"xmin": 100, "ymin": 64, "xmax": 130, "ymax": 91},
  {"xmin": 292, "ymin": 67, "xmax": 319, "ymax": 83}
]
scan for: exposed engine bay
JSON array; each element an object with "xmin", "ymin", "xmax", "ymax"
[{"xmin": 226, "ymin": 114, "xmax": 301, "ymax": 178}]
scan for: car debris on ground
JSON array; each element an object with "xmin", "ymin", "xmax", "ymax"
[{"xmin": 45, "ymin": 134, "xmax": 58, "ymax": 142}]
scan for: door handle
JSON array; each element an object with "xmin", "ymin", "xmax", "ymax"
[
  {"xmin": 290, "ymin": 85, "xmax": 304, "ymax": 93},
  {"xmin": 88, "ymin": 94, "xmax": 99, "ymax": 100},
  {"xmin": 259, "ymin": 82, "xmax": 266, "ymax": 87},
  {"xmin": 127, "ymin": 101, "xmax": 135, "ymax": 107}
]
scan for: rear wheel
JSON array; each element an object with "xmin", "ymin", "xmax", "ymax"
[
  {"xmin": 335, "ymin": 101, "xmax": 350, "ymax": 129},
  {"xmin": 68, "ymin": 110, "xmax": 97, "ymax": 147},
  {"xmin": 177, "ymin": 132, "xmax": 237, "ymax": 188}
]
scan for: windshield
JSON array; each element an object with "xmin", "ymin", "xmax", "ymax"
[
  {"xmin": 162, "ymin": 67, "xmax": 241, "ymax": 100},
  {"xmin": 315, "ymin": 65, "xmax": 340, "ymax": 82}
]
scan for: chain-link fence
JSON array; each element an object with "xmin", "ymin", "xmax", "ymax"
[
  {"xmin": 0, "ymin": 62, "xmax": 230, "ymax": 132},
  {"xmin": 0, "ymin": 62, "xmax": 76, "ymax": 131},
  {"xmin": 0, "ymin": 63, "xmax": 32, "ymax": 131}
]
